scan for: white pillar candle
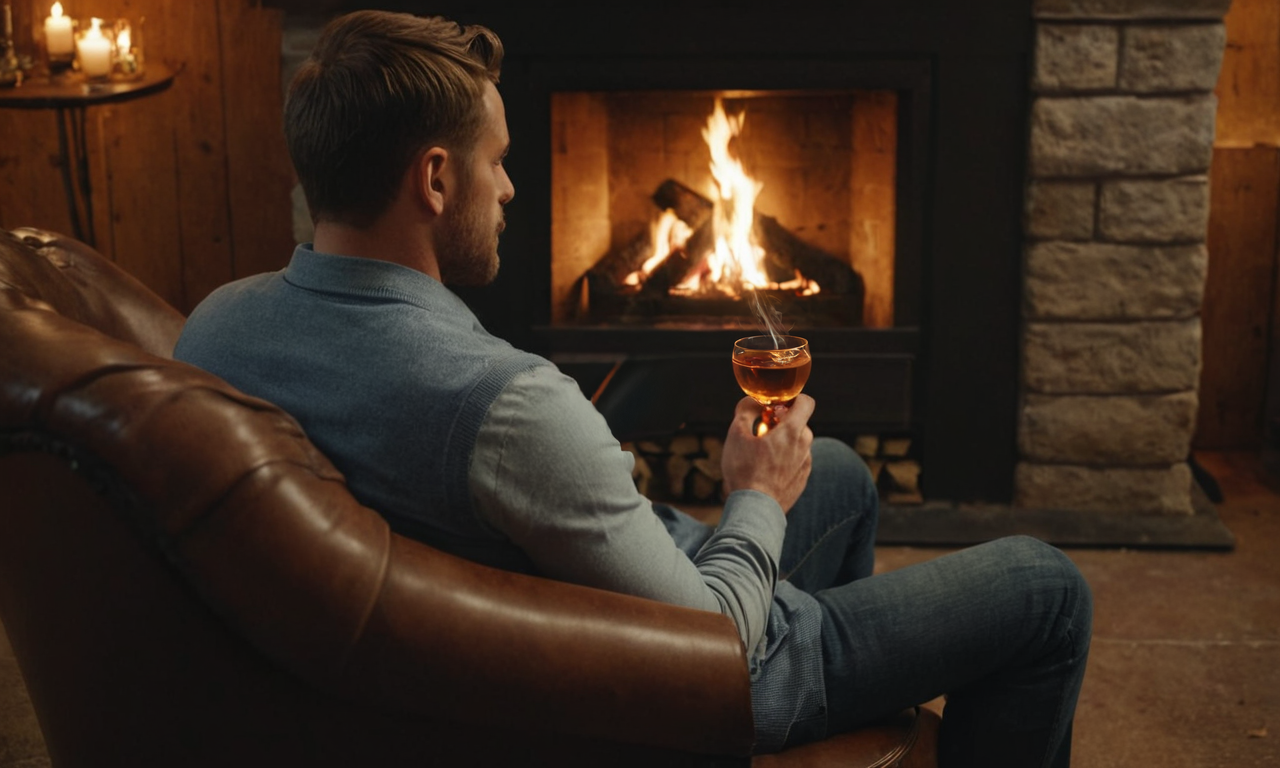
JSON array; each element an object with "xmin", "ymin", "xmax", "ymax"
[
  {"xmin": 44, "ymin": 2, "xmax": 74, "ymax": 56},
  {"xmin": 76, "ymin": 18, "xmax": 111, "ymax": 78}
]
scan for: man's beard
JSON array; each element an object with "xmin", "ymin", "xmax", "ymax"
[{"xmin": 437, "ymin": 184, "xmax": 502, "ymax": 287}]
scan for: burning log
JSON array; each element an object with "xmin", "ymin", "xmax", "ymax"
[
  {"xmin": 582, "ymin": 177, "xmax": 864, "ymax": 325},
  {"xmin": 755, "ymin": 214, "xmax": 862, "ymax": 296},
  {"xmin": 652, "ymin": 179, "xmax": 713, "ymax": 231},
  {"xmin": 585, "ymin": 230, "xmax": 653, "ymax": 299},
  {"xmin": 650, "ymin": 179, "xmax": 862, "ymax": 298},
  {"xmin": 584, "ymin": 221, "xmax": 710, "ymax": 304}
]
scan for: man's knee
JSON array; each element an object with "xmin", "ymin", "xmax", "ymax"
[
  {"xmin": 808, "ymin": 437, "xmax": 880, "ymax": 509},
  {"xmin": 811, "ymin": 437, "xmax": 876, "ymax": 498},
  {"xmin": 997, "ymin": 536, "xmax": 1093, "ymax": 655}
]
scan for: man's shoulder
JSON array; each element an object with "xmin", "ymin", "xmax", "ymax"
[{"xmin": 187, "ymin": 271, "xmax": 282, "ymax": 319}]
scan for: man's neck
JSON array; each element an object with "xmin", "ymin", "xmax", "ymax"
[{"xmin": 312, "ymin": 218, "xmax": 441, "ymax": 281}]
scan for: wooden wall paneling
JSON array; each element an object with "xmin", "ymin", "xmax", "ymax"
[
  {"xmin": 1215, "ymin": 0, "xmax": 1280, "ymax": 149},
  {"xmin": 0, "ymin": 0, "xmax": 80, "ymax": 236},
  {"xmin": 69, "ymin": 0, "xmax": 213, "ymax": 311},
  {"xmin": 0, "ymin": 109, "xmax": 71, "ymax": 234},
  {"xmin": 145, "ymin": 0, "xmax": 236, "ymax": 313},
  {"xmin": 82, "ymin": 104, "xmax": 113, "ymax": 260},
  {"xmin": 98, "ymin": 90, "xmax": 185, "ymax": 307},
  {"xmin": 4, "ymin": 0, "xmax": 292, "ymax": 311},
  {"xmin": 1269, "ymin": 180, "xmax": 1280, "ymax": 460},
  {"xmin": 217, "ymin": 0, "xmax": 294, "ymax": 282},
  {"xmin": 1197, "ymin": 0, "xmax": 1280, "ymax": 450},
  {"xmin": 1197, "ymin": 146, "xmax": 1280, "ymax": 449}
]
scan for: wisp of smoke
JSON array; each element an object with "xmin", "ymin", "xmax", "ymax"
[{"xmin": 746, "ymin": 288, "xmax": 787, "ymax": 348}]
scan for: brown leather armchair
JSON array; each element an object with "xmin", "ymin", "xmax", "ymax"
[{"xmin": 0, "ymin": 228, "xmax": 938, "ymax": 767}]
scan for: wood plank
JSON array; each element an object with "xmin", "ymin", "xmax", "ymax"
[
  {"xmin": 99, "ymin": 88, "xmax": 185, "ymax": 307},
  {"xmin": 84, "ymin": 0, "xmax": 211, "ymax": 310},
  {"xmin": 1195, "ymin": 146, "xmax": 1280, "ymax": 449},
  {"xmin": 1, "ymin": 1, "xmax": 79, "ymax": 235},
  {"xmin": 152, "ymin": 0, "xmax": 236, "ymax": 312},
  {"xmin": 217, "ymin": 0, "xmax": 294, "ymax": 283},
  {"xmin": 0, "ymin": 108, "xmax": 71, "ymax": 234},
  {"xmin": 1215, "ymin": 0, "xmax": 1280, "ymax": 149},
  {"xmin": 1269, "ymin": 177, "xmax": 1280, "ymax": 455}
]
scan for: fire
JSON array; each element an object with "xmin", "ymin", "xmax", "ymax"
[
  {"xmin": 654, "ymin": 98, "xmax": 820, "ymax": 298},
  {"xmin": 623, "ymin": 209, "xmax": 693, "ymax": 287},
  {"xmin": 689, "ymin": 98, "xmax": 770, "ymax": 295}
]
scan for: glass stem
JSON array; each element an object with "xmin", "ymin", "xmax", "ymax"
[{"xmin": 762, "ymin": 405, "xmax": 779, "ymax": 428}]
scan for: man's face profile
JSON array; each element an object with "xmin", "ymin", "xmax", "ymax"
[{"xmin": 437, "ymin": 82, "xmax": 515, "ymax": 287}]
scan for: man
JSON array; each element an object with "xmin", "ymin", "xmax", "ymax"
[{"xmin": 176, "ymin": 10, "xmax": 1092, "ymax": 765}]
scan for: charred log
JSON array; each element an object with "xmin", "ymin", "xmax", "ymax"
[
  {"xmin": 754, "ymin": 214, "xmax": 863, "ymax": 296},
  {"xmin": 581, "ymin": 178, "xmax": 865, "ymax": 325},
  {"xmin": 585, "ymin": 229, "xmax": 654, "ymax": 301},
  {"xmin": 641, "ymin": 220, "xmax": 712, "ymax": 297},
  {"xmin": 652, "ymin": 179, "xmax": 714, "ymax": 230}
]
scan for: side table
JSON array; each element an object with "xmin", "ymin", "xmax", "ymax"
[{"xmin": 0, "ymin": 66, "xmax": 176, "ymax": 247}]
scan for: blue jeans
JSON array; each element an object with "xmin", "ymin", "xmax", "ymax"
[{"xmin": 664, "ymin": 437, "xmax": 1093, "ymax": 768}]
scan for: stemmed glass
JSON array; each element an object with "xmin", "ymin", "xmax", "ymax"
[{"xmin": 732, "ymin": 335, "xmax": 811, "ymax": 434}]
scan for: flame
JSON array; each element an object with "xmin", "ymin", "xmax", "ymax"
[
  {"xmin": 689, "ymin": 99, "xmax": 768, "ymax": 297},
  {"xmin": 617, "ymin": 96, "xmax": 823, "ymax": 300},
  {"xmin": 117, "ymin": 26, "xmax": 131, "ymax": 54},
  {"xmin": 85, "ymin": 17, "xmax": 104, "ymax": 40},
  {"xmin": 51, "ymin": 2, "xmax": 64, "ymax": 19},
  {"xmin": 623, "ymin": 209, "xmax": 693, "ymax": 287},
  {"xmin": 671, "ymin": 99, "xmax": 821, "ymax": 299}
]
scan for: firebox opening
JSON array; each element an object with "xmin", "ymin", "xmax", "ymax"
[{"xmin": 551, "ymin": 89, "xmax": 898, "ymax": 331}]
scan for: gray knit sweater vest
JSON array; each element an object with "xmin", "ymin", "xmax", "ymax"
[{"xmin": 175, "ymin": 246, "xmax": 547, "ymax": 569}]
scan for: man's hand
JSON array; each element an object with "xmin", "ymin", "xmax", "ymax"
[{"xmin": 720, "ymin": 395, "xmax": 814, "ymax": 514}]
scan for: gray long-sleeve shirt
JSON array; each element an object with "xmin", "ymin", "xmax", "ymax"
[{"xmin": 471, "ymin": 364, "xmax": 785, "ymax": 655}]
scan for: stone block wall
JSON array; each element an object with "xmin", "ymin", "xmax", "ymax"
[{"xmin": 1017, "ymin": 0, "xmax": 1232, "ymax": 515}]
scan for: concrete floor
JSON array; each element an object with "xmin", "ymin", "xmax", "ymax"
[{"xmin": 1, "ymin": 450, "xmax": 1277, "ymax": 767}]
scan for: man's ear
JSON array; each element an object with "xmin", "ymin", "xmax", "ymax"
[{"xmin": 417, "ymin": 147, "xmax": 450, "ymax": 216}]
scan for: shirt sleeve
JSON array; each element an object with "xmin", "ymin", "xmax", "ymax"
[{"xmin": 469, "ymin": 363, "xmax": 785, "ymax": 654}]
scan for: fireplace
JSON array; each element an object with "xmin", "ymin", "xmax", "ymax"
[
  {"xmin": 551, "ymin": 89, "xmax": 894, "ymax": 331},
  {"xmin": 279, "ymin": 0, "xmax": 1233, "ymax": 537}
]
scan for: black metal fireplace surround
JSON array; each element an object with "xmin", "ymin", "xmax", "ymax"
[{"xmin": 274, "ymin": 1, "xmax": 1033, "ymax": 506}]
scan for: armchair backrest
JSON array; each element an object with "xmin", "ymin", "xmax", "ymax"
[{"xmin": 0, "ymin": 229, "xmax": 755, "ymax": 767}]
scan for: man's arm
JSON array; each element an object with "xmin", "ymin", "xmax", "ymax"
[{"xmin": 469, "ymin": 365, "xmax": 811, "ymax": 654}]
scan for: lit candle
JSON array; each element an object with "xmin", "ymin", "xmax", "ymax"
[
  {"xmin": 44, "ymin": 2, "xmax": 74, "ymax": 57},
  {"xmin": 114, "ymin": 22, "xmax": 138, "ymax": 75},
  {"xmin": 76, "ymin": 17, "xmax": 111, "ymax": 79}
]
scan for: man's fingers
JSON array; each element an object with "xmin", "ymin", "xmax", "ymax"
[
  {"xmin": 732, "ymin": 397, "xmax": 762, "ymax": 431},
  {"xmin": 787, "ymin": 394, "xmax": 816, "ymax": 422}
]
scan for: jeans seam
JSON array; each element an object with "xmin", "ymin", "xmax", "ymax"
[
  {"xmin": 780, "ymin": 514, "xmax": 858, "ymax": 583},
  {"xmin": 1034, "ymin": 602, "xmax": 1090, "ymax": 768}
]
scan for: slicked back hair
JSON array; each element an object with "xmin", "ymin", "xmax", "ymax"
[{"xmin": 284, "ymin": 10, "xmax": 503, "ymax": 228}]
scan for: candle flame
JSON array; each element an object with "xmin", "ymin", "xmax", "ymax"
[
  {"xmin": 117, "ymin": 27, "xmax": 130, "ymax": 54},
  {"xmin": 51, "ymin": 2, "xmax": 63, "ymax": 18},
  {"xmin": 86, "ymin": 17, "xmax": 103, "ymax": 39}
]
